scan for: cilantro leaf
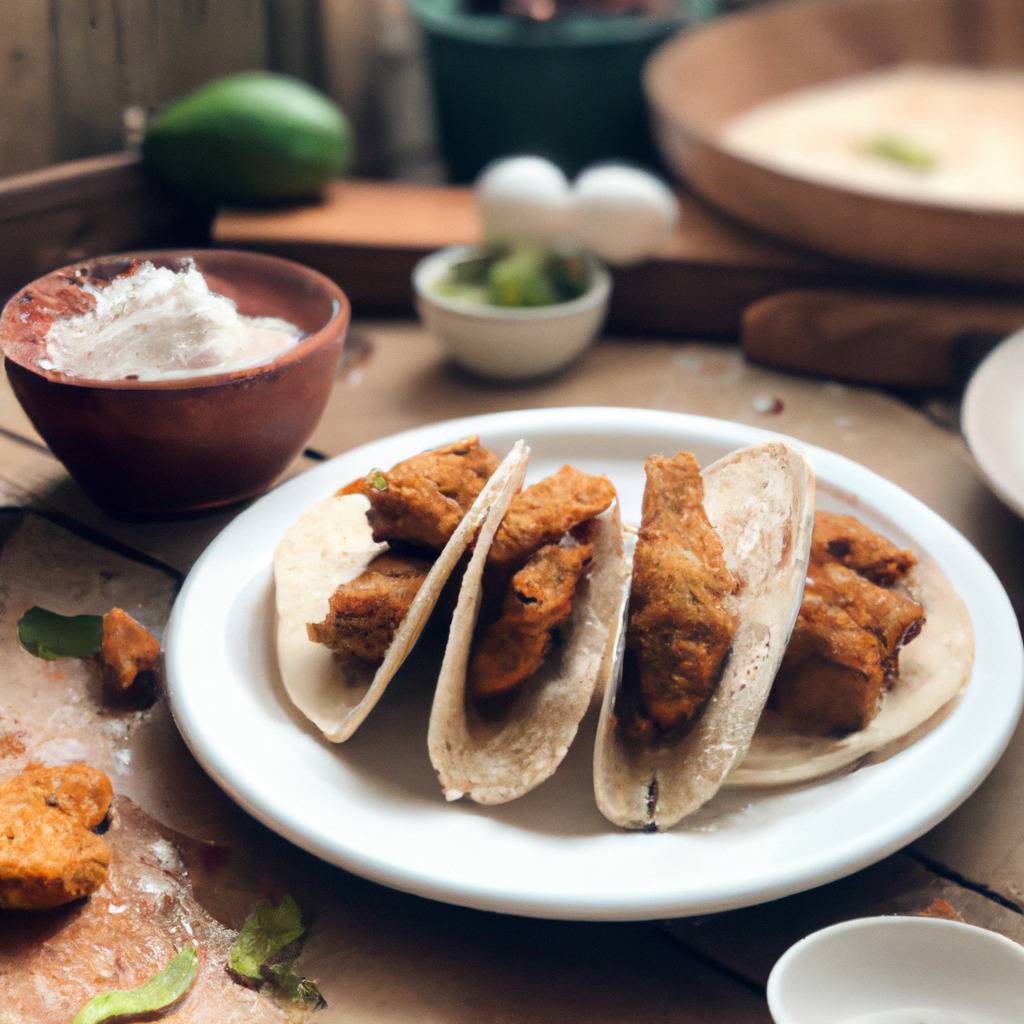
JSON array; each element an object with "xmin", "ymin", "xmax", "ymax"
[
  {"xmin": 71, "ymin": 946, "xmax": 198, "ymax": 1024},
  {"xmin": 18, "ymin": 606, "xmax": 103, "ymax": 661},
  {"xmin": 229, "ymin": 895, "xmax": 305, "ymax": 982},
  {"xmin": 228, "ymin": 896, "xmax": 326, "ymax": 1009}
]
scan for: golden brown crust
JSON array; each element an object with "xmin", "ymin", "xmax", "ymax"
[
  {"xmin": 308, "ymin": 552, "xmax": 432, "ymax": 663},
  {"xmin": 619, "ymin": 453, "xmax": 738, "ymax": 737},
  {"xmin": 340, "ymin": 437, "xmax": 499, "ymax": 550},
  {"xmin": 469, "ymin": 542, "xmax": 593, "ymax": 699},
  {"xmin": 0, "ymin": 764, "xmax": 113, "ymax": 910},
  {"xmin": 101, "ymin": 608, "xmax": 160, "ymax": 692},
  {"xmin": 772, "ymin": 519, "xmax": 925, "ymax": 735},
  {"xmin": 812, "ymin": 511, "xmax": 916, "ymax": 585},
  {"xmin": 486, "ymin": 466, "xmax": 615, "ymax": 576}
]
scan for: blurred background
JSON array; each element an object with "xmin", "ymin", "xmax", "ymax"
[{"xmin": 1, "ymin": 0, "xmax": 727, "ymax": 183}]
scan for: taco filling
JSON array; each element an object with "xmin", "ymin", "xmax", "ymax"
[
  {"xmin": 308, "ymin": 436, "xmax": 499, "ymax": 666},
  {"xmin": 614, "ymin": 453, "xmax": 739, "ymax": 744},
  {"xmin": 467, "ymin": 465, "xmax": 616, "ymax": 701},
  {"xmin": 770, "ymin": 512, "xmax": 925, "ymax": 735}
]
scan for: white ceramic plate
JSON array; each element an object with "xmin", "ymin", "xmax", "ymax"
[
  {"xmin": 165, "ymin": 407, "xmax": 1023, "ymax": 921},
  {"xmin": 963, "ymin": 329, "xmax": 1024, "ymax": 519}
]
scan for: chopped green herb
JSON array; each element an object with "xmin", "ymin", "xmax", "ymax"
[
  {"xmin": 229, "ymin": 896, "xmax": 326, "ymax": 1009},
  {"xmin": 71, "ymin": 946, "xmax": 198, "ymax": 1024},
  {"xmin": 432, "ymin": 243, "xmax": 592, "ymax": 308},
  {"xmin": 369, "ymin": 471, "xmax": 388, "ymax": 491},
  {"xmin": 18, "ymin": 606, "xmax": 103, "ymax": 661},
  {"xmin": 860, "ymin": 135, "xmax": 937, "ymax": 172},
  {"xmin": 229, "ymin": 896, "xmax": 305, "ymax": 982}
]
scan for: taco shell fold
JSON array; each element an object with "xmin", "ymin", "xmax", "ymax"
[
  {"xmin": 594, "ymin": 441, "xmax": 815, "ymax": 831},
  {"xmin": 274, "ymin": 440, "xmax": 528, "ymax": 742},
  {"xmin": 428, "ymin": 484, "xmax": 628, "ymax": 805}
]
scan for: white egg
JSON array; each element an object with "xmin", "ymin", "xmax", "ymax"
[
  {"xmin": 570, "ymin": 165, "xmax": 679, "ymax": 266},
  {"xmin": 475, "ymin": 156, "xmax": 571, "ymax": 243}
]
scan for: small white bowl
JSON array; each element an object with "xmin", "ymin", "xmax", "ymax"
[
  {"xmin": 767, "ymin": 916, "xmax": 1024, "ymax": 1024},
  {"xmin": 412, "ymin": 244, "xmax": 611, "ymax": 382}
]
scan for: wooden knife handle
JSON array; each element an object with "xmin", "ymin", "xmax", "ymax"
[{"xmin": 741, "ymin": 289, "xmax": 1024, "ymax": 388}]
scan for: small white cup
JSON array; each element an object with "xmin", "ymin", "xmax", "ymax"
[
  {"xmin": 412, "ymin": 245, "xmax": 611, "ymax": 382},
  {"xmin": 767, "ymin": 916, "xmax": 1024, "ymax": 1024}
]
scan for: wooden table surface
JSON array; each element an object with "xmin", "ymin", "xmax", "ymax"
[{"xmin": 3, "ymin": 323, "xmax": 1023, "ymax": 1022}]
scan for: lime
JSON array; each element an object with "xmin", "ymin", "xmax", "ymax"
[{"xmin": 142, "ymin": 72, "xmax": 353, "ymax": 204}]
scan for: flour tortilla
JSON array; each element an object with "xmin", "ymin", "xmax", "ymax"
[
  {"xmin": 594, "ymin": 442, "xmax": 815, "ymax": 831},
  {"xmin": 727, "ymin": 558, "xmax": 974, "ymax": 787},
  {"xmin": 428, "ymin": 487, "xmax": 628, "ymax": 805},
  {"xmin": 273, "ymin": 441, "xmax": 527, "ymax": 742}
]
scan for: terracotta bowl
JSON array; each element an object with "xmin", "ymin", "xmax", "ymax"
[
  {"xmin": 1, "ymin": 249, "xmax": 349, "ymax": 518},
  {"xmin": 644, "ymin": 0, "xmax": 1024, "ymax": 284}
]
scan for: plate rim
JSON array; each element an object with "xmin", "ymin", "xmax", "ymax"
[
  {"xmin": 165, "ymin": 405, "xmax": 1024, "ymax": 920},
  {"xmin": 962, "ymin": 329, "xmax": 1024, "ymax": 519}
]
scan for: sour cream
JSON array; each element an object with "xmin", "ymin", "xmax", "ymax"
[{"xmin": 42, "ymin": 260, "xmax": 303, "ymax": 381}]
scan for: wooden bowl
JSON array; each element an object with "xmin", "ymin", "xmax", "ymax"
[
  {"xmin": 644, "ymin": 0, "xmax": 1024, "ymax": 284},
  {"xmin": 1, "ymin": 249, "xmax": 349, "ymax": 518}
]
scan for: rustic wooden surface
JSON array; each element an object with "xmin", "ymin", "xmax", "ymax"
[{"xmin": 2, "ymin": 322, "xmax": 1023, "ymax": 1021}]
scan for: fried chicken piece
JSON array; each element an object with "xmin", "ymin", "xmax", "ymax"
[
  {"xmin": 620, "ymin": 453, "xmax": 738, "ymax": 737},
  {"xmin": 101, "ymin": 608, "xmax": 160, "ymax": 692},
  {"xmin": 486, "ymin": 466, "xmax": 615, "ymax": 575},
  {"xmin": 469, "ymin": 542, "xmax": 593, "ymax": 699},
  {"xmin": 308, "ymin": 552, "xmax": 433, "ymax": 663},
  {"xmin": 0, "ymin": 764, "xmax": 112, "ymax": 910},
  {"xmin": 339, "ymin": 437, "xmax": 499, "ymax": 550},
  {"xmin": 808, "ymin": 561, "xmax": 924, "ymax": 675},
  {"xmin": 772, "ymin": 536, "xmax": 925, "ymax": 734},
  {"xmin": 812, "ymin": 512, "xmax": 916, "ymax": 585},
  {"xmin": 771, "ymin": 589, "xmax": 886, "ymax": 734}
]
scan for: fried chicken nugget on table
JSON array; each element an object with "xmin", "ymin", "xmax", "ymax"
[{"xmin": 0, "ymin": 764, "xmax": 113, "ymax": 910}]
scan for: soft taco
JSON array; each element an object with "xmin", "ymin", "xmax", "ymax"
[
  {"xmin": 428, "ymin": 464, "xmax": 629, "ymax": 804},
  {"xmin": 594, "ymin": 442, "xmax": 815, "ymax": 831},
  {"xmin": 727, "ymin": 510, "xmax": 974, "ymax": 787},
  {"xmin": 273, "ymin": 436, "xmax": 527, "ymax": 742}
]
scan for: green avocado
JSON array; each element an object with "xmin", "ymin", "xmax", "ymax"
[{"xmin": 142, "ymin": 72, "xmax": 353, "ymax": 204}]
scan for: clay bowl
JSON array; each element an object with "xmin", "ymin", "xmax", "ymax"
[
  {"xmin": 1, "ymin": 249, "xmax": 349, "ymax": 518},
  {"xmin": 645, "ymin": 0, "xmax": 1024, "ymax": 284}
]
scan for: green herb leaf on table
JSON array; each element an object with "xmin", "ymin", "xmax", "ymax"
[
  {"xmin": 18, "ymin": 606, "xmax": 103, "ymax": 661},
  {"xmin": 71, "ymin": 946, "xmax": 198, "ymax": 1024},
  {"xmin": 229, "ymin": 895, "xmax": 326, "ymax": 1009},
  {"xmin": 859, "ymin": 135, "xmax": 937, "ymax": 172}
]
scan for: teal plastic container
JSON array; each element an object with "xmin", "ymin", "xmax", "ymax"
[{"xmin": 409, "ymin": 2, "xmax": 691, "ymax": 182}]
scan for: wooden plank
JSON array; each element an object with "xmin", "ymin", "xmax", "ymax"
[
  {"xmin": 49, "ymin": 1, "xmax": 268, "ymax": 164},
  {"xmin": 0, "ymin": 153, "xmax": 210, "ymax": 300},
  {"xmin": 0, "ymin": 2, "xmax": 56, "ymax": 176},
  {"xmin": 215, "ymin": 180, "xmax": 903, "ymax": 333}
]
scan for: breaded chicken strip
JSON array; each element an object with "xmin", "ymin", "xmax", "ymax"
[
  {"xmin": 772, "ymin": 527, "xmax": 925, "ymax": 734},
  {"xmin": 469, "ymin": 542, "xmax": 593, "ymax": 699},
  {"xmin": 340, "ymin": 437, "xmax": 499, "ymax": 550},
  {"xmin": 308, "ymin": 552, "xmax": 433, "ymax": 663},
  {"xmin": 812, "ymin": 512, "xmax": 916, "ymax": 585},
  {"xmin": 486, "ymin": 466, "xmax": 615, "ymax": 575},
  {"xmin": 621, "ymin": 453, "xmax": 738, "ymax": 737}
]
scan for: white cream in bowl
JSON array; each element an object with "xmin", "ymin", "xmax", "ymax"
[{"xmin": 41, "ymin": 259, "xmax": 303, "ymax": 382}]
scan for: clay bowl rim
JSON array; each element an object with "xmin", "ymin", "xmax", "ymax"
[
  {"xmin": 642, "ymin": 0, "xmax": 1024, "ymax": 224},
  {"xmin": 0, "ymin": 247, "xmax": 351, "ymax": 392}
]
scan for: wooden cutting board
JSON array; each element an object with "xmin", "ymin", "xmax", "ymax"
[{"xmin": 213, "ymin": 181, "xmax": 1024, "ymax": 387}]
